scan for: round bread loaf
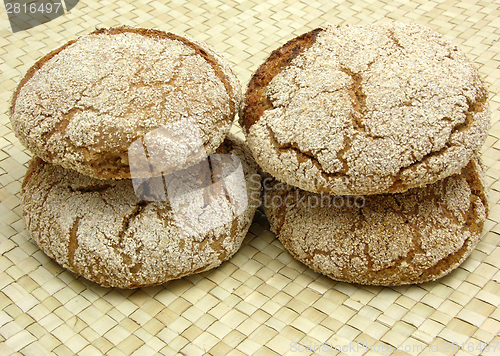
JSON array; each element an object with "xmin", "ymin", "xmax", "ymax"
[
  {"xmin": 241, "ymin": 23, "xmax": 490, "ymax": 195},
  {"xmin": 21, "ymin": 135, "xmax": 261, "ymax": 289},
  {"xmin": 11, "ymin": 27, "xmax": 241, "ymax": 179},
  {"xmin": 263, "ymin": 158, "xmax": 488, "ymax": 286}
]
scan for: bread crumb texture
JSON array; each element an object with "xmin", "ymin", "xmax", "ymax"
[
  {"xmin": 11, "ymin": 27, "xmax": 241, "ymax": 179},
  {"xmin": 21, "ymin": 136, "xmax": 261, "ymax": 289},
  {"xmin": 242, "ymin": 23, "xmax": 490, "ymax": 195},
  {"xmin": 263, "ymin": 158, "xmax": 488, "ymax": 286}
]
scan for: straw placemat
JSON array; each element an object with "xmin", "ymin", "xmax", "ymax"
[{"xmin": 1, "ymin": 0, "xmax": 499, "ymax": 355}]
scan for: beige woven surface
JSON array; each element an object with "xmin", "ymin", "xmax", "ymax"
[{"xmin": 1, "ymin": 0, "xmax": 499, "ymax": 355}]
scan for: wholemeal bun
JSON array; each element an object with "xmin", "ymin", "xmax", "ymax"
[
  {"xmin": 11, "ymin": 26, "xmax": 241, "ymax": 179},
  {"xmin": 241, "ymin": 23, "xmax": 490, "ymax": 195},
  {"xmin": 263, "ymin": 158, "xmax": 488, "ymax": 286},
  {"xmin": 21, "ymin": 135, "xmax": 261, "ymax": 289}
]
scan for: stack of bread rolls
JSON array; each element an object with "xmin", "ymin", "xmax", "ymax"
[
  {"xmin": 11, "ymin": 27, "xmax": 261, "ymax": 289},
  {"xmin": 240, "ymin": 23, "xmax": 490, "ymax": 285},
  {"xmin": 11, "ymin": 23, "xmax": 491, "ymax": 288}
]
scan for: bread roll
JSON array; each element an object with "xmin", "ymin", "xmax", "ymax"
[
  {"xmin": 21, "ymin": 135, "xmax": 261, "ymax": 288},
  {"xmin": 241, "ymin": 23, "xmax": 490, "ymax": 195},
  {"xmin": 11, "ymin": 27, "xmax": 241, "ymax": 179},
  {"xmin": 263, "ymin": 158, "xmax": 487, "ymax": 285}
]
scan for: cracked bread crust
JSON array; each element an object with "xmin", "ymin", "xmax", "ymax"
[
  {"xmin": 263, "ymin": 158, "xmax": 488, "ymax": 286},
  {"xmin": 11, "ymin": 27, "xmax": 242, "ymax": 179},
  {"xmin": 241, "ymin": 23, "xmax": 490, "ymax": 195},
  {"xmin": 21, "ymin": 135, "xmax": 261, "ymax": 289}
]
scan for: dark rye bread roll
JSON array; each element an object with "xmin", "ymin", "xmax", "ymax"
[
  {"xmin": 11, "ymin": 26, "xmax": 241, "ymax": 179},
  {"xmin": 241, "ymin": 23, "xmax": 490, "ymax": 195},
  {"xmin": 263, "ymin": 159, "xmax": 488, "ymax": 286},
  {"xmin": 21, "ymin": 135, "xmax": 261, "ymax": 289}
]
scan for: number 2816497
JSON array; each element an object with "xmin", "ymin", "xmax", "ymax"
[{"xmin": 6, "ymin": 2, "xmax": 63, "ymax": 14}]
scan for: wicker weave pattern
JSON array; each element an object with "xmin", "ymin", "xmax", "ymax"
[{"xmin": 1, "ymin": 0, "xmax": 499, "ymax": 355}]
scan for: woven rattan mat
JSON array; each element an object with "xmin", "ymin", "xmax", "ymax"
[{"xmin": 1, "ymin": 0, "xmax": 499, "ymax": 355}]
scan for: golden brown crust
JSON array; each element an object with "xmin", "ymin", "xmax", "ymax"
[
  {"xmin": 21, "ymin": 135, "xmax": 261, "ymax": 289},
  {"xmin": 263, "ymin": 158, "xmax": 488, "ymax": 286},
  {"xmin": 11, "ymin": 26, "xmax": 241, "ymax": 179},
  {"xmin": 10, "ymin": 40, "xmax": 76, "ymax": 115},
  {"xmin": 241, "ymin": 23, "xmax": 491, "ymax": 195},
  {"xmin": 90, "ymin": 27, "xmax": 239, "ymax": 120},
  {"xmin": 239, "ymin": 28, "xmax": 323, "ymax": 133}
]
